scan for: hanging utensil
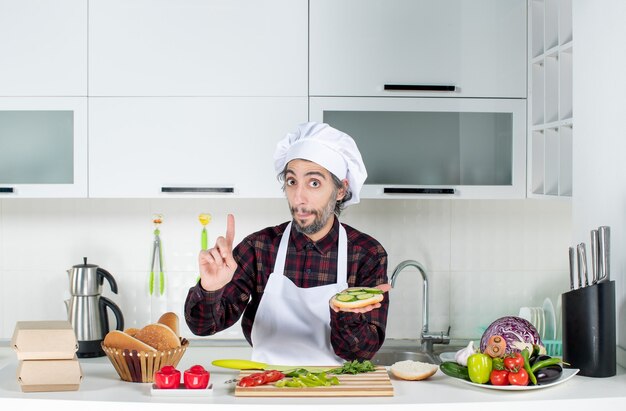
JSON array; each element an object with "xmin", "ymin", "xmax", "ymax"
[
  {"xmin": 199, "ymin": 213, "xmax": 212, "ymax": 250},
  {"xmin": 597, "ymin": 226, "xmax": 610, "ymax": 283},
  {"xmin": 196, "ymin": 213, "xmax": 212, "ymax": 284},
  {"xmin": 149, "ymin": 214, "xmax": 165, "ymax": 296}
]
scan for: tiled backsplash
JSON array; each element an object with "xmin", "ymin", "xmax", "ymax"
[{"xmin": 0, "ymin": 198, "xmax": 571, "ymax": 341}]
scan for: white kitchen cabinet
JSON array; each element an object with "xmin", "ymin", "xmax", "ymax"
[
  {"xmin": 89, "ymin": 0, "xmax": 307, "ymax": 97},
  {"xmin": 311, "ymin": 97, "xmax": 527, "ymax": 199},
  {"xmin": 310, "ymin": 0, "xmax": 527, "ymax": 98},
  {"xmin": 0, "ymin": 98, "xmax": 88, "ymax": 197},
  {"xmin": 0, "ymin": 0, "xmax": 87, "ymax": 96},
  {"xmin": 89, "ymin": 97, "xmax": 307, "ymax": 198},
  {"xmin": 528, "ymin": 0, "xmax": 573, "ymax": 197}
]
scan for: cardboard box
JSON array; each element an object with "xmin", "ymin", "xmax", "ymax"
[
  {"xmin": 12, "ymin": 321, "xmax": 78, "ymax": 360},
  {"xmin": 17, "ymin": 358, "xmax": 83, "ymax": 392}
]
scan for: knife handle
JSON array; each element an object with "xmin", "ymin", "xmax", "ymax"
[
  {"xmin": 576, "ymin": 243, "xmax": 586, "ymax": 288},
  {"xmin": 212, "ymin": 359, "xmax": 268, "ymax": 370},
  {"xmin": 598, "ymin": 226, "xmax": 610, "ymax": 282},
  {"xmin": 591, "ymin": 230, "xmax": 599, "ymax": 284},
  {"xmin": 568, "ymin": 246, "xmax": 576, "ymax": 290}
]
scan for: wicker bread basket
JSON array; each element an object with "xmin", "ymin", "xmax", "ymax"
[{"xmin": 101, "ymin": 338, "xmax": 188, "ymax": 383}]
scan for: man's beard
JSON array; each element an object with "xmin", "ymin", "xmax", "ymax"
[{"xmin": 290, "ymin": 194, "xmax": 337, "ymax": 236}]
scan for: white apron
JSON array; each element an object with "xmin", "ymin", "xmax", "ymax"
[{"xmin": 250, "ymin": 221, "xmax": 348, "ymax": 366}]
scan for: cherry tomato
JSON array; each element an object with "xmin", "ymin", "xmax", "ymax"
[
  {"xmin": 503, "ymin": 352, "xmax": 524, "ymax": 372},
  {"xmin": 508, "ymin": 368, "xmax": 529, "ymax": 386},
  {"xmin": 489, "ymin": 369, "xmax": 509, "ymax": 386},
  {"xmin": 183, "ymin": 365, "xmax": 210, "ymax": 389},
  {"xmin": 154, "ymin": 365, "xmax": 181, "ymax": 389}
]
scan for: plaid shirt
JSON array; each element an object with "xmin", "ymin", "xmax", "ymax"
[{"xmin": 184, "ymin": 217, "xmax": 389, "ymax": 361}]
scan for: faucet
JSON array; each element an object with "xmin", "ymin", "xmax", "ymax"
[{"xmin": 390, "ymin": 259, "xmax": 450, "ymax": 353}]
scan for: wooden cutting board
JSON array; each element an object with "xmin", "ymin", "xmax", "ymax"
[{"xmin": 234, "ymin": 367, "xmax": 394, "ymax": 397}]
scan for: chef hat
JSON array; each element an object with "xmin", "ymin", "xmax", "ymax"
[{"xmin": 273, "ymin": 122, "xmax": 367, "ymax": 207}]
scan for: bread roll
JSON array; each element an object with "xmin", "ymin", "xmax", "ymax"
[
  {"xmin": 134, "ymin": 323, "xmax": 181, "ymax": 351},
  {"xmin": 390, "ymin": 360, "xmax": 438, "ymax": 381},
  {"xmin": 331, "ymin": 287, "xmax": 384, "ymax": 309},
  {"xmin": 103, "ymin": 330, "xmax": 157, "ymax": 352},
  {"xmin": 157, "ymin": 312, "xmax": 180, "ymax": 337},
  {"xmin": 123, "ymin": 328, "xmax": 140, "ymax": 337}
]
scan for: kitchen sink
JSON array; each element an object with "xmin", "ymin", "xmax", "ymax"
[
  {"xmin": 370, "ymin": 350, "xmax": 440, "ymax": 366},
  {"xmin": 368, "ymin": 340, "xmax": 467, "ymax": 366}
]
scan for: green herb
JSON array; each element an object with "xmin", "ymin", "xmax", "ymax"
[{"xmin": 328, "ymin": 359, "xmax": 376, "ymax": 375}]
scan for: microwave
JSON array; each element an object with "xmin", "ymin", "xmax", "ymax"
[{"xmin": 310, "ymin": 97, "xmax": 526, "ymax": 199}]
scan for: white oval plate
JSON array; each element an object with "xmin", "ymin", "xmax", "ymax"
[
  {"xmin": 439, "ymin": 352, "xmax": 457, "ymax": 363},
  {"xmin": 452, "ymin": 368, "xmax": 579, "ymax": 391}
]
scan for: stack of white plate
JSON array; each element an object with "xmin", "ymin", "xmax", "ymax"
[
  {"xmin": 518, "ymin": 298, "xmax": 557, "ymax": 341},
  {"xmin": 518, "ymin": 306, "xmax": 543, "ymax": 340},
  {"xmin": 542, "ymin": 298, "xmax": 557, "ymax": 341}
]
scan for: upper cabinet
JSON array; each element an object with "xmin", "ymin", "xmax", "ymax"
[
  {"xmin": 0, "ymin": 98, "xmax": 88, "ymax": 197},
  {"xmin": 310, "ymin": 0, "xmax": 527, "ymax": 98},
  {"xmin": 89, "ymin": 97, "xmax": 307, "ymax": 198},
  {"xmin": 89, "ymin": 0, "xmax": 308, "ymax": 97},
  {"xmin": 311, "ymin": 97, "xmax": 527, "ymax": 199},
  {"xmin": 528, "ymin": 0, "xmax": 573, "ymax": 198},
  {"xmin": 0, "ymin": 0, "xmax": 87, "ymax": 96}
]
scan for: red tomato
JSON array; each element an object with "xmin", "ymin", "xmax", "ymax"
[
  {"xmin": 489, "ymin": 369, "xmax": 509, "ymax": 386},
  {"xmin": 154, "ymin": 365, "xmax": 181, "ymax": 389},
  {"xmin": 237, "ymin": 370, "xmax": 286, "ymax": 387},
  {"xmin": 503, "ymin": 352, "xmax": 524, "ymax": 372},
  {"xmin": 183, "ymin": 365, "xmax": 210, "ymax": 389},
  {"xmin": 237, "ymin": 372, "xmax": 267, "ymax": 387},
  {"xmin": 508, "ymin": 368, "xmax": 529, "ymax": 386},
  {"xmin": 263, "ymin": 370, "xmax": 285, "ymax": 383}
]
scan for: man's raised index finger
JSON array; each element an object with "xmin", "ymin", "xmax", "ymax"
[{"xmin": 225, "ymin": 214, "xmax": 235, "ymax": 245}]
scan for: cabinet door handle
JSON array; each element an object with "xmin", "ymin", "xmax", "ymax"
[
  {"xmin": 0, "ymin": 187, "xmax": 15, "ymax": 194},
  {"xmin": 384, "ymin": 187, "xmax": 455, "ymax": 195},
  {"xmin": 161, "ymin": 187, "xmax": 235, "ymax": 193},
  {"xmin": 384, "ymin": 84, "xmax": 457, "ymax": 92}
]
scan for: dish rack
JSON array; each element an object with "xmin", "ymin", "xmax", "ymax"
[{"xmin": 543, "ymin": 340, "xmax": 563, "ymax": 357}]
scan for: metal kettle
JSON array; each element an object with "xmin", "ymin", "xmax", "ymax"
[{"xmin": 65, "ymin": 257, "xmax": 124, "ymax": 358}]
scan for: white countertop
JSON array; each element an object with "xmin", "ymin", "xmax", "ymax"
[{"xmin": 1, "ymin": 342, "xmax": 625, "ymax": 411}]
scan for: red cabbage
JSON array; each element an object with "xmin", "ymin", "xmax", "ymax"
[{"xmin": 480, "ymin": 316, "xmax": 542, "ymax": 354}]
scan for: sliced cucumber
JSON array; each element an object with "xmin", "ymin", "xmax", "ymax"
[
  {"xmin": 348, "ymin": 287, "xmax": 383, "ymax": 294},
  {"xmin": 335, "ymin": 294, "xmax": 356, "ymax": 302},
  {"xmin": 356, "ymin": 293, "xmax": 375, "ymax": 300}
]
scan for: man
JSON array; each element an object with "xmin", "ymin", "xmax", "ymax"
[{"xmin": 184, "ymin": 122, "xmax": 389, "ymax": 366}]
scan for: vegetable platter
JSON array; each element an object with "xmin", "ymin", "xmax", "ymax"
[
  {"xmin": 439, "ymin": 316, "xmax": 577, "ymax": 390},
  {"xmin": 453, "ymin": 368, "xmax": 578, "ymax": 391}
]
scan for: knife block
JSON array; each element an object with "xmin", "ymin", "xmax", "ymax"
[{"xmin": 561, "ymin": 281, "xmax": 616, "ymax": 377}]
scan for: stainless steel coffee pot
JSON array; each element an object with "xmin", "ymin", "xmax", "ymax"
[{"xmin": 65, "ymin": 257, "xmax": 124, "ymax": 358}]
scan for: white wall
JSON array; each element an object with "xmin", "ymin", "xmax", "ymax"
[
  {"xmin": 573, "ymin": 0, "xmax": 626, "ymax": 366},
  {"xmin": 0, "ymin": 198, "xmax": 571, "ymax": 343}
]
